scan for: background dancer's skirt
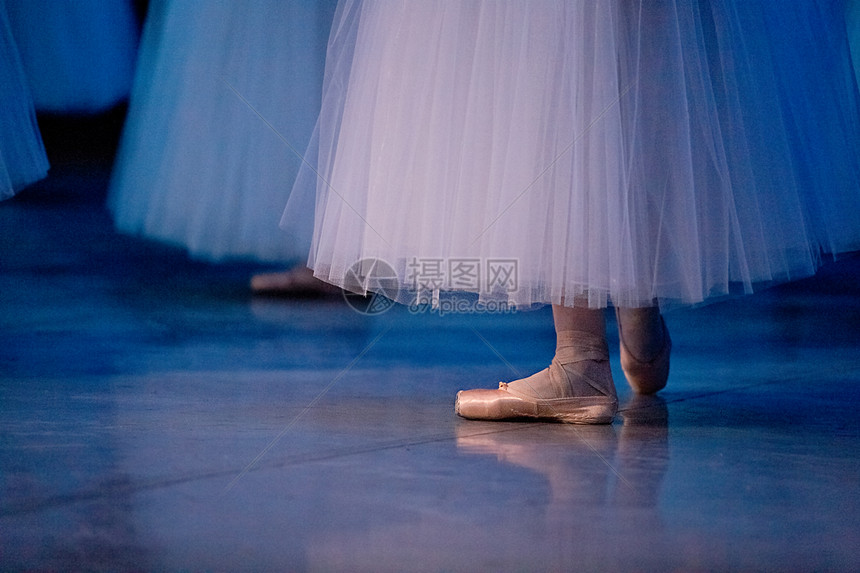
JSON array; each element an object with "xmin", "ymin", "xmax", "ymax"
[
  {"xmin": 110, "ymin": 0, "xmax": 336, "ymax": 263},
  {"xmin": 4, "ymin": 0, "xmax": 139, "ymax": 113},
  {"xmin": 0, "ymin": 3, "xmax": 48, "ymax": 200}
]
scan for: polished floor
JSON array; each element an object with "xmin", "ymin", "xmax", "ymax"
[{"xmin": 2, "ymin": 148, "xmax": 860, "ymax": 571}]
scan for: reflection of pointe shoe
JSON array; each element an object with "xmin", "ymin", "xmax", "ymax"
[
  {"xmin": 620, "ymin": 394, "xmax": 669, "ymax": 428},
  {"xmin": 456, "ymin": 424, "xmax": 616, "ymax": 457},
  {"xmin": 250, "ymin": 267, "xmax": 341, "ymax": 297},
  {"xmin": 456, "ymin": 424, "xmax": 616, "ymax": 466},
  {"xmin": 616, "ymin": 309, "xmax": 671, "ymax": 395},
  {"xmin": 456, "ymin": 424, "xmax": 618, "ymax": 510},
  {"xmin": 455, "ymin": 330, "xmax": 617, "ymax": 424},
  {"xmin": 617, "ymin": 395, "xmax": 669, "ymax": 508}
]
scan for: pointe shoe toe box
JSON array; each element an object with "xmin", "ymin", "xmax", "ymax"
[
  {"xmin": 456, "ymin": 386, "xmax": 616, "ymax": 424},
  {"xmin": 455, "ymin": 388, "xmax": 538, "ymax": 420}
]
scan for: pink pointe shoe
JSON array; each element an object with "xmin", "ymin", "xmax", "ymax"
[
  {"xmin": 250, "ymin": 266, "xmax": 341, "ymax": 297},
  {"xmin": 455, "ymin": 330, "xmax": 617, "ymax": 424},
  {"xmin": 616, "ymin": 308, "xmax": 671, "ymax": 395}
]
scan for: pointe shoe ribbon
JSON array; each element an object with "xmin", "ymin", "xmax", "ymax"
[
  {"xmin": 616, "ymin": 309, "xmax": 671, "ymax": 395},
  {"xmin": 455, "ymin": 330, "xmax": 617, "ymax": 424}
]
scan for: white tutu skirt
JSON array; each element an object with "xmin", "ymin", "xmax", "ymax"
[
  {"xmin": 288, "ymin": 0, "xmax": 860, "ymax": 309},
  {"xmin": 109, "ymin": 0, "xmax": 336, "ymax": 263},
  {"xmin": 0, "ymin": 2, "xmax": 48, "ymax": 200}
]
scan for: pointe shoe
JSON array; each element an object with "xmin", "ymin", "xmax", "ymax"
[
  {"xmin": 616, "ymin": 308, "xmax": 671, "ymax": 395},
  {"xmin": 455, "ymin": 330, "xmax": 617, "ymax": 424},
  {"xmin": 250, "ymin": 267, "xmax": 341, "ymax": 297}
]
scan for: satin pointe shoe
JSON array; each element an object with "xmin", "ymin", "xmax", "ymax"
[
  {"xmin": 250, "ymin": 266, "xmax": 341, "ymax": 297},
  {"xmin": 616, "ymin": 308, "xmax": 671, "ymax": 395},
  {"xmin": 455, "ymin": 330, "xmax": 617, "ymax": 424}
]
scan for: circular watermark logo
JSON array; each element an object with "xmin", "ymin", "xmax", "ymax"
[{"xmin": 341, "ymin": 257, "xmax": 400, "ymax": 315}]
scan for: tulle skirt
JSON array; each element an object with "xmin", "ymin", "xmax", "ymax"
[
  {"xmin": 0, "ymin": 2, "xmax": 48, "ymax": 200},
  {"xmin": 4, "ymin": 0, "xmax": 139, "ymax": 113},
  {"xmin": 849, "ymin": 0, "xmax": 860, "ymax": 80},
  {"xmin": 287, "ymin": 0, "xmax": 860, "ymax": 309},
  {"xmin": 109, "ymin": 0, "xmax": 336, "ymax": 263}
]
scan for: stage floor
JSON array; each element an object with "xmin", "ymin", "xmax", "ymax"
[{"xmin": 2, "ymin": 159, "xmax": 859, "ymax": 571}]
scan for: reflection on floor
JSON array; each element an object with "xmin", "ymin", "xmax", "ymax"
[{"xmin": 2, "ymin": 162, "xmax": 859, "ymax": 571}]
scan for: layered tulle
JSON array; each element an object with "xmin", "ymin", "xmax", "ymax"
[
  {"xmin": 287, "ymin": 0, "xmax": 860, "ymax": 309},
  {"xmin": 0, "ymin": 2, "xmax": 48, "ymax": 200},
  {"xmin": 4, "ymin": 0, "xmax": 139, "ymax": 113},
  {"xmin": 109, "ymin": 0, "xmax": 336, "ymax": 263},
  {"xmin": 849, "ymin": 0, "xmax": 860, "ymax": 82}
]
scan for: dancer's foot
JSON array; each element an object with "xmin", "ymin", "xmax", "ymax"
[
  {"xmin": 455, "ymin": 330, "xmax": 617, "ymax": 424},
  {"xmin": 615, "ymin": 307, "xmax": 671, "ymax": 394},
  {"xmin": 250, "ymin": 266, "xmax": 341, "ymax": 297}
]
